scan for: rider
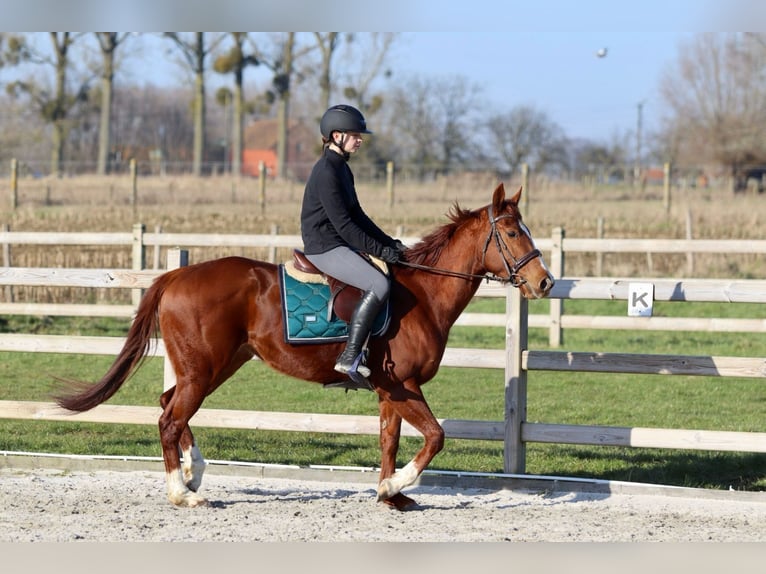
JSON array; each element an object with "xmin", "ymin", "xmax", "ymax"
[{"xmin": 300, "ymin": 104, "xmax": 406, "ymax": 387}]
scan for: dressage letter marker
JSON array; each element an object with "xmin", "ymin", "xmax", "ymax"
[{"xmin": 628, "ymin": 282, "xmax": 654, "ymax": 317}]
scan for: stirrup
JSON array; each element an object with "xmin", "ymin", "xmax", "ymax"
[
  {"xmin": 323, "ymin": 378, "xmax": 374, "ymax": 392},
  {"xmin": 325, "ymin": 353, "xmax": 374, "ymax": 391}
]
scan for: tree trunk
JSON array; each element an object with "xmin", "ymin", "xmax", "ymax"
[
  {"xmin": 276, "ymin": 33, "xmax": 294, "ymax": 180},
  {"xmin": 97, "ymin": 35, "xmax": 115, "ymax": 175},
  {"xmin": 50, "ymin": 32, "xmax": 69, "ymax": 178},
  {"xmin": 316, "ymin": 32, "xmax": 338, "ymax": 112},
  {"xmin": 192, "ymin": 32, "xmax": 206, "ymax": 177},
  {"xmin": 232, "ymin": 66, "xmax": 243, "ymax": 177}
]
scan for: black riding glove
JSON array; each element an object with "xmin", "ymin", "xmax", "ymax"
[
  {"xmin": 380, "ymin": 245, "xmax": 401, "ymax": 264},
  {"xmin": 393, "ymin": 239, "xmax": 407, "ymax": 255}
]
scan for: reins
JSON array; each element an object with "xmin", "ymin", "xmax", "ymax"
[
  {"xmin": 397, "ymin": 259, "xmax": 506, "ymax": 284},
  {"xmin": 396, "ymin": 204, "xmax": 542, "ymax": 287}
]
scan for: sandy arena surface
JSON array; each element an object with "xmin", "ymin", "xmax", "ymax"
[{"xmin": 1, "ymin": 466, "xmax": 766, "ymax": 543}]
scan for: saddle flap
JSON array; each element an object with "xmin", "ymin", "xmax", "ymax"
[{"xmin": 279, "ymin": 264, "xmax": 391, "ymax": 345}]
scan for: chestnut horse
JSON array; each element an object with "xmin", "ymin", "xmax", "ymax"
[{"xmin": 56, "ymin": 183, "xmax": 554, "ymax": 510}]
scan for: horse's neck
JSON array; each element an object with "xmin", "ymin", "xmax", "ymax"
[{"xmin": 405, "ymin": 244, "xmax": 484, "ymax": 332}]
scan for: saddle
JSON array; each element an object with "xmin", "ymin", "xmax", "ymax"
[{"xmin": 291, "ymin": 249, "xmax": 385, "ymax": 323}]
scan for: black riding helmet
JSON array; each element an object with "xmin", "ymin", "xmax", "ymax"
[{"xmin": 319, "ymin": 104, "xmax": 373, "ymax": 138}]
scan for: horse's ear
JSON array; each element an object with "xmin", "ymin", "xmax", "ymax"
[
  {"xmin": 510, "ymin": 186, "xmax": 523, "ymax": 205},
  {"xmin": 492, "ymin": 183, "xmax": 506, "ymax": 210}
]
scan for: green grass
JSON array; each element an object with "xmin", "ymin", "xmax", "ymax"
[{"xmin": 1, "ymin": 300, "xmax": 765, "ymax": 491}]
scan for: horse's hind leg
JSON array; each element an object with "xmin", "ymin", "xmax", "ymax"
[
  {"xmin": 179, "ymin": 427, "xmax": 206, "ymax": 492},
  {"xmin": 160, "ymin": 388, "xmax": 205, "ymax": 491},
  {"xmin": 159, "ymin": 386, "xmax": 208, "ymax": 507}
]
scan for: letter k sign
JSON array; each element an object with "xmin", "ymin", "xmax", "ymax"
[{"xmin": 628, "ymin": 282, "xmax": 654, "ymax": 317}]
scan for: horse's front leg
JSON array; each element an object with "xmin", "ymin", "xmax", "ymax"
[
  {"xmin": 377, "ymin": 398, "xmax": 417, "ymax": 510},
  {"xmin": 376, "ymin": 380, "xmax": 445, "ymax": 507}
]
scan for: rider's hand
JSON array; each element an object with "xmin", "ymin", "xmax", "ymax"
[
  {"xmin": 380, "ymin": 246, "xmax": 401, "ymax": 264},
  {"xmin": 393, "ymin": 239, "xmax": 407, "ymax": 255}
]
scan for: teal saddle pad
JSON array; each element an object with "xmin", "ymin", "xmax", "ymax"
[{"xmin": 279, "ymin": 264, "xmax": 390, "ymax": 344}]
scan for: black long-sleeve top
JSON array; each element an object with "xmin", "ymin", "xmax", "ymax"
[{"xmin": 300, "ymin": 147, "xmax": 396, "ymax": 256}]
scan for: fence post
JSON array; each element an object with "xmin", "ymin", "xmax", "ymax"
[
  {"xmin": 131, "ymin": 223, "xmax": 146, "ymax": 308},
  {"xmin": 504, "ymin": 284, "xmax": 528, "ymax": 474},
  {"xmin": 549, "ymin": 227, "xmax": 564, "ymax": 347},
  {"xmin": 521, "ymin": 163, "xmax": 529, "ymax": 216},
  {"xmin": 686, "ymin": 209, "xmax": 694, "ymax": 275},
  {"xmin": 268, "ymin": 224, "xmax": 279, "ymax": 263},
  {"xmin": 258, "ymin": 161, "xmax": 266, "ymax": 214},
  {"xmin": 130, "ymin": 158, "xmax": 138, "ymax": 215},
  {"xmin": 663, "ymin": 161, "xmax": 671, "ymax": 214},
  {"xmin": 1, "ymin": 223, "xmax": 13, "ymax": 302},
  {"xmin": 386, "ymin": 161, "xmax": 395, "ymax": 208},
  {"xmin": 152, "ymin": 224, "xmax": 163, "ymax": 269},
  {"xmin": 163, "ymin": 248, "xmax": 189, "ymax": 391},
  {"xmin": 10, "ymin": 159, "xmax": 18, "ymax": 211}
]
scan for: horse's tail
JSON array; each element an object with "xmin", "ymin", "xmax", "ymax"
[{"xmin": 55, "ymin": 270, "xmax": 177, "ymax": 412}]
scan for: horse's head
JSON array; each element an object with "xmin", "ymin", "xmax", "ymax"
[{"xmin": 480, "ymin": 183, "xmax": 554, "ymax": 299}]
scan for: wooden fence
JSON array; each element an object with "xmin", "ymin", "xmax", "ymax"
[
  {"xmin": 2, "ymin": 224, "xmax": 765, "ymax": 344},
  {"xmin": 0, "ymin": 228, "xmax": 765, "ymax": 475}
]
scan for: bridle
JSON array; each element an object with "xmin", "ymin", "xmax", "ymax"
[{"xmin": 398, "ymin": 204, "xmax": 542, "ymax": 287}]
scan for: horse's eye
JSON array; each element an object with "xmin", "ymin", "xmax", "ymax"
[{"xmin": 506, "ymin": 230, "xmax": 518, "ymax": 238}]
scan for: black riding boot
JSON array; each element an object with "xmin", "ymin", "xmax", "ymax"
[{"xmin": 334, "ymin": 290, "xmax": 384, "ymax": 383}]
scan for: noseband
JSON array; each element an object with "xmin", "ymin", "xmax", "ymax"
[
  {"xmin": 397, "ymin": 204, "xmax": 542, "ymax": 287},
  {"xmin": 481, "ymin": 204, "xmax": 542, "ymax": 287}
]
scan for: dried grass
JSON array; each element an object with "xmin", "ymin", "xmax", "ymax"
[{"xmin": 1, "ymin": 173, "xmax": 764, "ymax": 304}]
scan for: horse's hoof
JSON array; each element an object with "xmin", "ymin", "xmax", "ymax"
[
  {"xmin": 380, "ymin": 492, "xmax": 419, "ymax": 511},
  {"xmin": 169, "ymin": 491, "xmax": 209, "ymax": 508},
  {"xmin": 376, "ymin": 479, "xmax": 397, "ymax": 501}
]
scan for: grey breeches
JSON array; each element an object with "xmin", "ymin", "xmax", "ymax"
[{"xmin": 305, "ymin": 246, "xmax": 390, "ymax": 301}]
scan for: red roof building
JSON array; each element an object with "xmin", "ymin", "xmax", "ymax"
[{"xmin": 242, "ymin": 117, "xmax": 318, "ymax": 180}]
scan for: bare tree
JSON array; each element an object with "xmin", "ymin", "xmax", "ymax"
[
  {"xmin": 335, "ymin": 33, "xmax": 396, "ymax": 113},
  {"xmin": 571, "ymin": 135, "xmax": 630, "ymax": 183},
  {"xmin": 251, "ymin": 33, "xmax": 314, "ymax": 179},
  {"xmin": 313, "ymin": 32, "xmax": 342, "ymax": 111},
  {"xmin": 387, "ymin": 76, "xmax": 440, "ymax": 178},
  {"xmin": 485, "ymin": 105, "xmax": 567, "ymax": 178},
  {"xmin": 387, "ymin": 74, "xmax": 483, "ymax": 179},
  {"xmin": 5, "ymin": 32, "xmax": 91, "ymax": 176},
  {"xmin": 659, "ymin": 33, "xmax": 766, "ymax": 177},
  {"xmin": 94, "ymin": 32, "xmax": 131, "ymax": 174},
  {"xmin": 213, "ymin": 32, "xmax": 259, "ymax": 176},
  {"xmin": 164, "ymin": 32, "xmax": 225, "ymax": 175},
  {"xmin": 433, "ymin": 76, "xmax": 483, "ymax": 174},
  {"xmin": 109, "ymin": 85, "xmax": 194, "ymax": 169}
]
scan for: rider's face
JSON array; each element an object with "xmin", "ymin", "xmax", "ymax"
[{"xmin": 334, "ymin": 131, "xmax": 364, "ymax": 154}]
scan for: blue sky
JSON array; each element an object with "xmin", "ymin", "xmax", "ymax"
[
  {"xmin": 2, "ymin": 0, "xmax": 755, "ymax": 143},
  {"xmin": 380, "ymin": 1, "xmax": 730, "ymax": 141},
  {"xmin": 389, "ymin": 30, "xmax": 697, "ymax": 142}
]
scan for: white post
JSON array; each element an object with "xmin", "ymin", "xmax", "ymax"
[
  {"xmin": 549, "ymin": 227, "xmax": 564, "ymax": 347},
  {"xmin": 504, "ymin": 284, "xmax": 528, "ymax": 474},
  {"xmin": 131, "ymin": 223, "xmax": 145, "ymax": 308}
]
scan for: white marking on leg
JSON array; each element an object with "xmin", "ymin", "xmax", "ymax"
[
  {"xmin": 181, "ymin": 444, "xmax": 207, "ymax": 492},
  {"xmin": 376, "ymin": 460, "xmax": 420, "ymax": 501},
  {"xmin": 165, "ymin": 470, "xmax": 208, "ymax": 507}
]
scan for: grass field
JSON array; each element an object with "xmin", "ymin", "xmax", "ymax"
[
  {"xmin": 1, "ymin": 298, "xmax": 765, "ymax": 491},
  {"xmin": 0, "ymin": 174, "xmax": 764, "ymax": 491}
]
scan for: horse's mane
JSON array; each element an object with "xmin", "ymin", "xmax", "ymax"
[{"xmin": 405, "ymin": 202, "xmax": 478, "ymax": 267}]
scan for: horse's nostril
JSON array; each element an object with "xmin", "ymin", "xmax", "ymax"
[{"xmin": 541, "ymin": 275, "xmax": 554, "ymax": 293}]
